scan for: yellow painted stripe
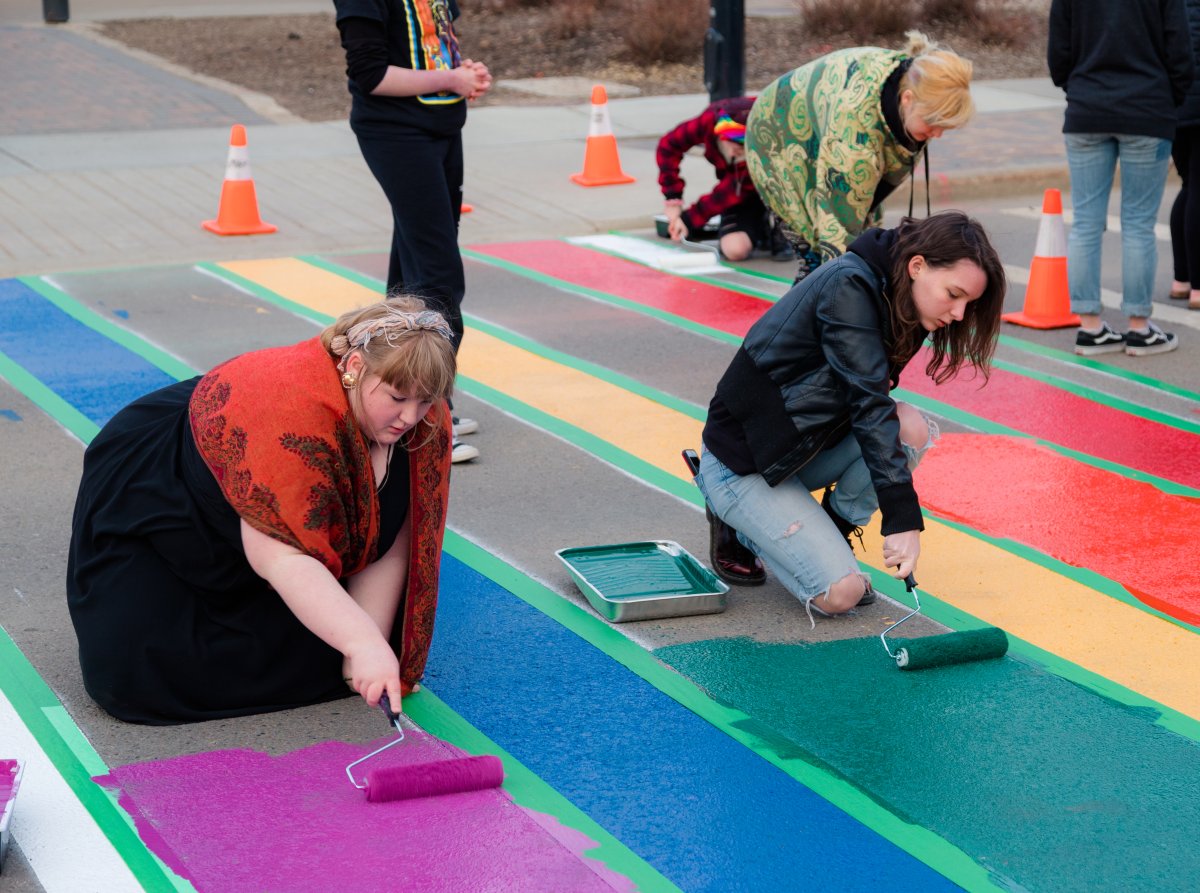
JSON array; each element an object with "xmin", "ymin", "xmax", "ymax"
[
  {"xmin": 218, "ymin": 258, "xmax": 380, "ymax": 315},
  {"xmin": 457, "ymin": 329, "xmax": 702, "ymax": 477},
  {"xmin": 226, "ymin": 258, "xmax": 1200, "ymax": 722}
]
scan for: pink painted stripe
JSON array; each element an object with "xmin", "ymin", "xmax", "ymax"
[
  {"xmin": 916, "ymin": 433, "xmax": 1200, "ymax": 625},
  {"xmin": 470, "ymin": 240, "xmax": 770, "ymax": 336},
  {"xmin": 903, "ymin": 350, "xmax": 1200, "ymax": 490},
  {"xmin": 96, "ymin": 737, "xmax": 631, "ymax": 892}
]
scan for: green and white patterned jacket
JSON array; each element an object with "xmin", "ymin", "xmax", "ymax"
[{"xmin": 746, "ymin": 48, "xmax": 921, "ymax": 262}]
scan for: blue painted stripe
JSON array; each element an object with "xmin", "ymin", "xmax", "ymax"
[
  {"xmin": 426, "ymin": 556, "xmax": 961, "ymax": 893},
  {"xmin": 0, "ymin": 278, "xmax": 176, "ymax": 425}
]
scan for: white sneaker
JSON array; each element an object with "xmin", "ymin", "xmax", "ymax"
[
  {"xmin": 452, "ymin": 416, "xmax": 479, "ymax": 436},
  {"xmin": 451, "ymin": 439, "xmax": 479, "ymax": 463}
]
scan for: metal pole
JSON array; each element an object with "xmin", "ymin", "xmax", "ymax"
[
  {"xmin": 704, "ymin": 0, "xmax": 745, "ymax": 102},
  {"xmin": 43, "ymin": 0, "xmax": 69, "ymax": 23}
]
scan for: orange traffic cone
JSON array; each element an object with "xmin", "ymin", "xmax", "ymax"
[
  {"xmin": 202, "ymin": 124, "xmax": 277, "ymax": 236},
  {"xmin": 570, "ymin": 85, "xmax": 635, "ymax": 187},
  {"xmin": 1002, "ymin": 188, "xmax": 1079, "ymax": 329}
]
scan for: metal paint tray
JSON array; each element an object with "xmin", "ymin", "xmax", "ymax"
[{"xmin": 556, "ymin": 540, "xmax": 728, "ymax": 622}]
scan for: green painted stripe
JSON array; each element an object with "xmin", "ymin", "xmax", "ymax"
[
  {"xmin": 895, "ymin": 387, "xmax": 1200, "ymax": 498},
  {"xmin": 0, "ymin": 628, "xmax": 192, "ymax": 892},
  {"xmin": 998, "ymin": 333, "xmax": 1200, "ymax": 403},
  {"xmin": 441, "ymin": 530, "xmax": 995, "ymax": 892},
  {"xmin": 405, "ymin": 682, "xmax": 680, "ymax": 893},
  {"xmin": 461, "ymin": 247, "xmax": 742, "ymax": 346},
  {"xmin": 991, "ymin": 356, "xmax": 1200, "ymax": 434},
  {"xmin": 0, "ymin": 349, "xmax": 100, "ymax": 443},
  {"xmin": 20, "ymin": 276, "xmax": 197, "ymax": 381}
]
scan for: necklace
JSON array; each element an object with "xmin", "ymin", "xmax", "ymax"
[{"xmin": 375, "ymin": 441, "xmax": 395, "ymax": 492}]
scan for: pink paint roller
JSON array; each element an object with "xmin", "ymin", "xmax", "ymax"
[{"xmin": 344, "ymin": 694, "xmax": 504, "ymax": 803}]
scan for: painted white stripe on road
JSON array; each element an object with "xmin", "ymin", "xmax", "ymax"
[
  {"xmin": 568, "ymin": 233, "xmax": 729, "ymax": 275},
  {"xmin": 0, "ymin": 689, "xmax": 141, "ymax": 892}
]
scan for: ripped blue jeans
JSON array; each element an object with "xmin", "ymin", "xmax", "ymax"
[{"xmin": 695, "ymin": 419, "xmax": 936, "ymax": 604}]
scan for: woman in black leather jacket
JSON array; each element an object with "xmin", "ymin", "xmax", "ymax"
[{"xmin": 693, "ymin": 211, "xmax": 1005, "ymax": 621}]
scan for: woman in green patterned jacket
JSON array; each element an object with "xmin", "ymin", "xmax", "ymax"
[{"xmin": 746, "ymin": 31, "xmax": 975, "ymax": 281}]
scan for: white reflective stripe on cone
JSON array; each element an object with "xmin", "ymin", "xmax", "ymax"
[
  {"xmin": 588, "ymin": 102, "xmax": 614, "ymax": 138},
  {"xmin": 1034, "ymin": 212, "xmax": 1066, "ymax": 259},
  {"xmin": 224, "ymin": 145, "xmax": 252, "ymax": 182}
]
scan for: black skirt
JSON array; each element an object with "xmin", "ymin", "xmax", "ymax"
[{"xmin": 66, "ymin": 377, "xmax": 410, "ymax": 725}]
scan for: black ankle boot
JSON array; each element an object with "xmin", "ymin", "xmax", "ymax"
[
  {"xmin": 820, "ymin": 487, "xmax": 864, "ymax": 551},
  {"xmin": 707, "ymin": 507, "xmax": 765, "ymax": 586},
  {"xmin": 820, "ymin": 487, "xmax": 873, "ymax": 605}
]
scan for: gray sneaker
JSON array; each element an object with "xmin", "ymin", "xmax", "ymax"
[
  {"xmin": 1124, "ymin": 322, "xmax": 1178, "ymax": 356},
  {"xmin": 1074, "ymin": 321, "xmax": 1125, "ymax": 355}
]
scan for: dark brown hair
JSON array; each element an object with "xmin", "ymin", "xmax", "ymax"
[{"xmin": 889, "ymin": 211, "xmax": 1005, "ymax": 384}]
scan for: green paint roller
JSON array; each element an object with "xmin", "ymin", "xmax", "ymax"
[{"xmin": 880, "ymin": 575, "xmax": 1009, "ymax": 670}]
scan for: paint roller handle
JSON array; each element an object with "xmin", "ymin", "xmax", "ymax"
[
  {"xmin": 905, "ymin": 573, "xmax": 918, "ymax": 592},
  {"xmin": 378, "ymin": 692, "xmax": 404, "ymax": 737}
]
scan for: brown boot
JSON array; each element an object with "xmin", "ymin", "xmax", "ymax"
[{"xmin": 707, "ymin": 507, "xmax": 765, "ymax": 586}]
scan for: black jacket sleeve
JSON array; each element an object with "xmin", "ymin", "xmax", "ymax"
[{"xmin": 338, "ymin": 16, "xmax": 390, "ymax": 95}]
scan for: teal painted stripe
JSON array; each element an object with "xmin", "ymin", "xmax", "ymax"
[
  {"xmin": 998, "ymin": 333, "xmax": 1200, "ymax": 403},
  {"xmin": 441, "ymin": 530, "xmax": 994, "ymax": 891},
  {"xmin": 895, "ymin": 387, "xmax": 1200, "ymax": 498},
  {"xmin": 20, "ymin": 276, "xmax": 197, "ymax": 381},
  {"xmin": 860, "ymin": 565, "xmax": 1200, "ymax": 742},
  {"xmin": 0, "ymin": 628, "xmax": 193, "ymax": 892},
  {"xmin": 405, "ymin": 682, "xmax": 680, "ymax": 893},
  {"xmin": 461, "ymin": 247, "xmax": 742, "ymax": 346},
  {"xmin": 0, "ymin": 349, "xmax": 99, "ymax": 443},
  {"xmin": 991, "ymin": 355, "xmax": 1200, "ymax": 434}
]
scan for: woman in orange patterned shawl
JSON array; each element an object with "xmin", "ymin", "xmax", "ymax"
[{"xmin": 67, "ymin": 297, "xmax": 454, "ymax": 724}]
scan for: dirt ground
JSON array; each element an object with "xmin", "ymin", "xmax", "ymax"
[{"xmin": 99, "ymin": 6, "xmax": 1052, "ymax": 123}]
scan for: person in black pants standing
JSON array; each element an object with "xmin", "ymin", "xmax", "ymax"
[
  {"xmin": 1170, "ymin": 0, "xmax": 1200, "ymax": 311},
  {"xmin": 335, "ymin": 0, "xmax": 491, "ymax": 462}
]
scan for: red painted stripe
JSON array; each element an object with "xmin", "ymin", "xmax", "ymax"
[
  {"xmin": 916, "ymin": 434, "xmax": 1200, "ymax": 625},
  {"xmin": 902, "ymin": 349, "xmax": 1200, "ymax": 490},
  {"xmin": 473, "ymin": 240, "xmax": 1199, "ymax": 493},
  {"xmin": 470, "ymin": 241, "xmax": 771, "ymax": 336}
]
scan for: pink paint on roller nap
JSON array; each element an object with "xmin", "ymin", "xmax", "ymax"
[{"xmin": 95, "ymin": 734, "xmax": 631, "ymax": 893}]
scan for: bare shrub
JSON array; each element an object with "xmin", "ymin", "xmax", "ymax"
[
  {"xmin": 919, "ymin": 0, "xmax": 981, "ymax": 25},
  {"xmin": 800, "ymin": 0, "xmax": 917, "ymax": 43},
  {"xmin": 968, "ymin": 5, "xmax": 1042, "ymax": 47},
  {"xmin": 619, "ymin": 0, "xmax": 707, "ymax": 64},
  {"xmin": 551, "ymin": 0, "xmax": 598, "ymax": 40}
]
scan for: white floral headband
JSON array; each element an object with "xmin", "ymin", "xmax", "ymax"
[{"xmin": 346, "ymin": 307, "xmax": 454, "ymax": 349}]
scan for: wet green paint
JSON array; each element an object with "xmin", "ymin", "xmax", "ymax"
[{"xmin": 654, "ymin": 636, "xmax": 1200, "ymax": 892}]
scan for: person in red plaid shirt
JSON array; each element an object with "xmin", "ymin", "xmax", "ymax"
[{"xmin": 656, "ymin": 97, "xmax": 792, "ymax": 262}]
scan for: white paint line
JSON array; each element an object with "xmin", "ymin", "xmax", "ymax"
[
  {"xmin": 568, "ymin": 233, "xmax": 729, "ymax": 276},
  {"xmin": 1004, "ymin": 263, "xmax": 1200, "ymax": 330},
  {"xmin": 1001, "ymin": 206, "xmax": 1172, "ymax": 243},
  {"xmin": 0, "ymin": 689, "xmax": 142, "ymax": 892}
]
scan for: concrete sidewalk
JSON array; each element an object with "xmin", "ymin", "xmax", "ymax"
[{"xmin": 0, "ymin": 14, "xmax": 1068, "ymax": 278}]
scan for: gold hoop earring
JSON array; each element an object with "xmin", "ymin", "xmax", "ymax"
[{"xmin": 341, "ymin": 372, "xmax": 358, "ymax": 389}]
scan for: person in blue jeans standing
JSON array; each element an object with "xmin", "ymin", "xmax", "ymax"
[
  {"xmin": 335, "ymin": 0, "xmax": 492, "ymax": 461},
  {"xmin": 1048, "ymin": 0, "xmax": 1194, "ymax": 357},
  {"xmin": 694, "ymin": 212, "xmax": 1005, "ymax": 623}
]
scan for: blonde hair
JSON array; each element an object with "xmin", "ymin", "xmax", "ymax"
[
  {"xmin": 898, "ymin": 30, "xmax": 975, "ymax": 130},
  {"xmin": 322, "ymin": 295, "xmax": 457, "ymax": 404}
]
